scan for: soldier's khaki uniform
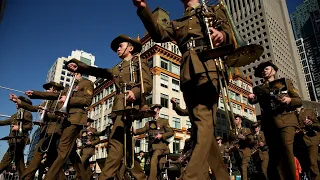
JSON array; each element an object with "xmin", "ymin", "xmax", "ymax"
[
  {"xmin": 66, "ymin": 48, "xmax": 152, "ymax": 179},
  {"xmin": 250, "ymin": 78, "xmax": 302, "ymax": 180},
  {"xmin": 29, "ymin": 77, "xmax": 94, "ymax": 180},
  {"xmin": 218, "ymin": 143, "xmax": 226, "ymax": 157},
  {"xmin": 137, "ymin": 3, "xmax": 234, "ymax": 180},
  {"xmin": 229, "ymin": 127, "xmax": 252, "ymax": 180},
  {"xmin": 19, "ymin": 100, "xmax": 65, "ymax": 180},
  {"xmin": 295, "ymin": 108, "xmax": 320, "ymax": 180},
  {"xmin": 135, "ymin": 118, "xmax": 173, "ymax": 180},
  {"xmin": 0, "ymin": 108, "xmax": 33, "ymax": 177},
  {"xmin": 251, "ymin": 131, "xmax": 268, "ymax": 180},
  {"xmin": 77, "ymin": 127, "xmax": 100, "ymax": 179}
]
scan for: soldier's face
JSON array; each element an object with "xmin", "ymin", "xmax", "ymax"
[
  {"xmin": 117, "ymin": 42, "xmax": 134, "ymax": 58},
  {"xmin": 262, "ymin": 66, "xmax": 275, "ymax": 78},
  {"xmin": 234, "ymin": 117, "xmax": 242, "ymax": 126},
  {"xmin": 154, "ymin": 108, "xmax": 160, "ymax": 116},
  {"xmin": 255, "ymin": 126, "xmax": 260, "ymax": 132}
]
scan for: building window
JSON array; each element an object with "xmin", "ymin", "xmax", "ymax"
[
  {"xmin": 172, "ymin": 79, "xmax": 180, "ymax": 92},
  {"xmin": 148, "ymin": 58, "xmax": 153, "ymax": 68},
  {"xmin": 66, "ymin": 78, "xmax": 70, "ymax": 82},
  {"xmin": 171, "ymin": 64, "xmax": 180, "ymax": 75},
  {"xmin": 172, "ymin": 117, "xmax": 181, "ymax": 129},
  {"xmin": 97, "ymin": 118, "xmax": 100, "ymax": 130},
  {"xmin": 146, "ymin": 94, "xmax": 152, "ymax": 106},
  {"xmin": 242, "ymin": 97, "xmax": 248, "ymax": 105},
  {"xmin": 104, "ymin": 115, "xmax": 107, "ymax": 126},
  {"xmin": 228, "ymin": 91, "xmax": 236, "ymax": 100},
  {"xmin": 160, "ymin": 114, "xmax": 169, "ymax": 120},
  {"xmin": 160, "ymin": 93, "xmax": 169, "ymax": 108},
  {"xmin": 136, "ymin": 120, "xmax": 143, "ymax": 129},
  {"xmin": 173, "ymin": 139, "xmax": 180, "ymax": 154},
  {"xmin": 160, "ymin": 74, "xmax": 169, "ymax": 88},
  {"xmin": 60, "ymin": 76, "xmax": 65, "ymax": 81},
  {"xmin": 186, "ymin": 118, "xmax": 191, "ymax": 129},
  {"xmin": 160, "ymin": 58, "xmax": 169, "ymax": 70}
]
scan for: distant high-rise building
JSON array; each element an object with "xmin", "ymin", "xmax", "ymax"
[
  {"xmin": 296, "ymin": 38, "xmax": 317, "ymax": 101},
  {"xmin": 225, "ymin": 0, "xmax": 309, "ymax": 101},
  {"xmin": 27, "ymin": 128, "xmax": 41, "ymax": 164},
  {"xmin": 290, "ymin": 0, "xmax": 320, "ymax": 39},
  {"xmin": 0, "ymin": 0, "xmax": 7, "ymax": 22},
  {"xmin": 291, "ymin": 0, "xmax": 320, "ymax": 101},
  {"xmin": 46, "ymin": 50, "xmax": 96, "ymax": 87}
]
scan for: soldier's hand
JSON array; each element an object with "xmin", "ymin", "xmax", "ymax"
[
  {"xmin": 170, "ymin": 98, "xmax": 177, "ymax": 104},
  {"xmin": 58, "ymin": 96, "xmax": 67, "ymax": 103},
  {"xmin": 280, "ymin": 96, "xmax": 291, "ymax": 104},
  {"xmin": 86, "ymin": 141, "xmax": 92, "ymax": 145},
  {"xmin": 259, "ymin": 141, "xmax": 264, "ymax": 147},
  {"xmin": 67, "ymin": 62, "xmax": 78, "ymax": 72},
  {"xmin": 304, "ymin": 118, "xmax": 313, "ymax": 126},
  {"xmin": 126, "ymin": 90, "xmax": 136, "ymax": 102},
  {"xmin": 25, "ymin": 90, "xmax": 33, "ymax": 96},
  {"xmin": 237, "ymin": 134, "xmax": 245, "ymax": 140},
  {"xmin": 9, "ymin": 94, "xmax": 21, "ymax": 104},
  {"xmin": 248, "ymin": 93, "xmax": 255, "ymax": 100},
  {"xmin": 11, "ymin": 125, "xmax": 19, "ymax": 131},
  {"xmin": 155, "ymin": 134, "xmax": 162, "ymax": 139},
  {"xmin": 209, "ymin": 27, "xmax": 224, "ymax": 47},
  {"xmin": 133, "ymin": 0, "xmax": 147, "ymax": 8}
]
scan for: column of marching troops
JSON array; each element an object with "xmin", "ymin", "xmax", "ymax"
[{"xmin": 0, "ymin": 0, "xmax": 320, "ymax": 179}]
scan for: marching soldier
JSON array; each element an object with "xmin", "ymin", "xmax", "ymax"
[
  {"xmin": 76, "ymin": 118, "xmax": 100, "ymax": 179},
  {"xmin": 134, "ymin": 104, "xmax": 174, "ymax": 180},
  {"xmin": 251, "ymin": 122, "xmax": 268, "ymax": 180},
  {"xmin": 228, "ymin": 115, "xmax": 253, "ymax": 180},
  {"xmin": 0, "ymin": 96, "xmax": 33, "ymax": 177},
  {"xmin": 133, "ymin": 0, "xmax": 234, "ymax": 179},
  {"xmin": 10, "ymin": 82, "xmax": 65, "ymax": 180},
  {"xmin": 66, "ymin": 34, "xmax": 151, "ymax": 180},
  {"xmin": 295, "ymin": 108, "xmax": 320, "ymax": 180},
  {"xmin": 25, "ymin": 71, "xmax": 94, "ymax": 180},
  {"xmin": 216, "ymin": 136, "xmax": 226, "ymax": 157},
  {"xmin": 248, "ymin": 61, "xmax": 302, "ymax": 180}
]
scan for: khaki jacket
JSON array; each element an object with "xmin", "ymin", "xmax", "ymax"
[
  {"xmin": 298, "ymin": 108, "xmax": 319, "ymax": 147},
  {"xmin": 250, "ymin": 79, "xmax": 302, "ymax": 129},
  {"xmin": 66, "ymin": 58, "xmax": 152, "ymax": 112},
  {"xmin": 252, "ymin": 131, "xmax": 268, "ymax": 160},
  {"xmin": 137, "ymin": 4, "xmax": 234, "ymax": 87},
  {"xmin": 79, "ymin": 127, "xmax": 100, "ymax": 155},
  {"xmin": 0, "ymin": 110, "xmax": 32, "ymax": 144},
  {"xmin": 30, "ymin": 78, "xmax": 94, "ymax": 125},
  {"xmin": 135, "ymin": 118, "xmax": 173, "ymax": 152},
  {"xmin": 19, "ymin": 100, "xmax": 62, "ymax": 136}
]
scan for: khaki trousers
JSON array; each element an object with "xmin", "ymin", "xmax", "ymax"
[
  {"xmin": 181, "ymin": 73, "xmax": 229, "ymax": 180},
  {"xmin": 45, "ymin": 124, "xmax": 87, "ymax": 180}
]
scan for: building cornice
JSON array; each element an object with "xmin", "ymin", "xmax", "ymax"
[{"xmin": 141, "ymin": 44, "xmax": 182, "ymax": 64}]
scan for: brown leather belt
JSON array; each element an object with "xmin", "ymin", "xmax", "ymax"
[{"xmin": 180, "ymin": 38, "xmax": 208, "ymax": 54}]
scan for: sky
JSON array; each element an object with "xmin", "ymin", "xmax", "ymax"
[{"xmin": 0, "ymin": 0, "xmax": 304, "ymax": 160}]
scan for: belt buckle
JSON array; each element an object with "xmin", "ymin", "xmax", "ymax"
[{"xmin": 186, "ymin": 39, "xmax": 196, "ymax": 50}]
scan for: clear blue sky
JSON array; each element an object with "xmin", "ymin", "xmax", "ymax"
[{"xmin": 0, "ymin": 0, "xmax": 304, "ymax": 160}]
